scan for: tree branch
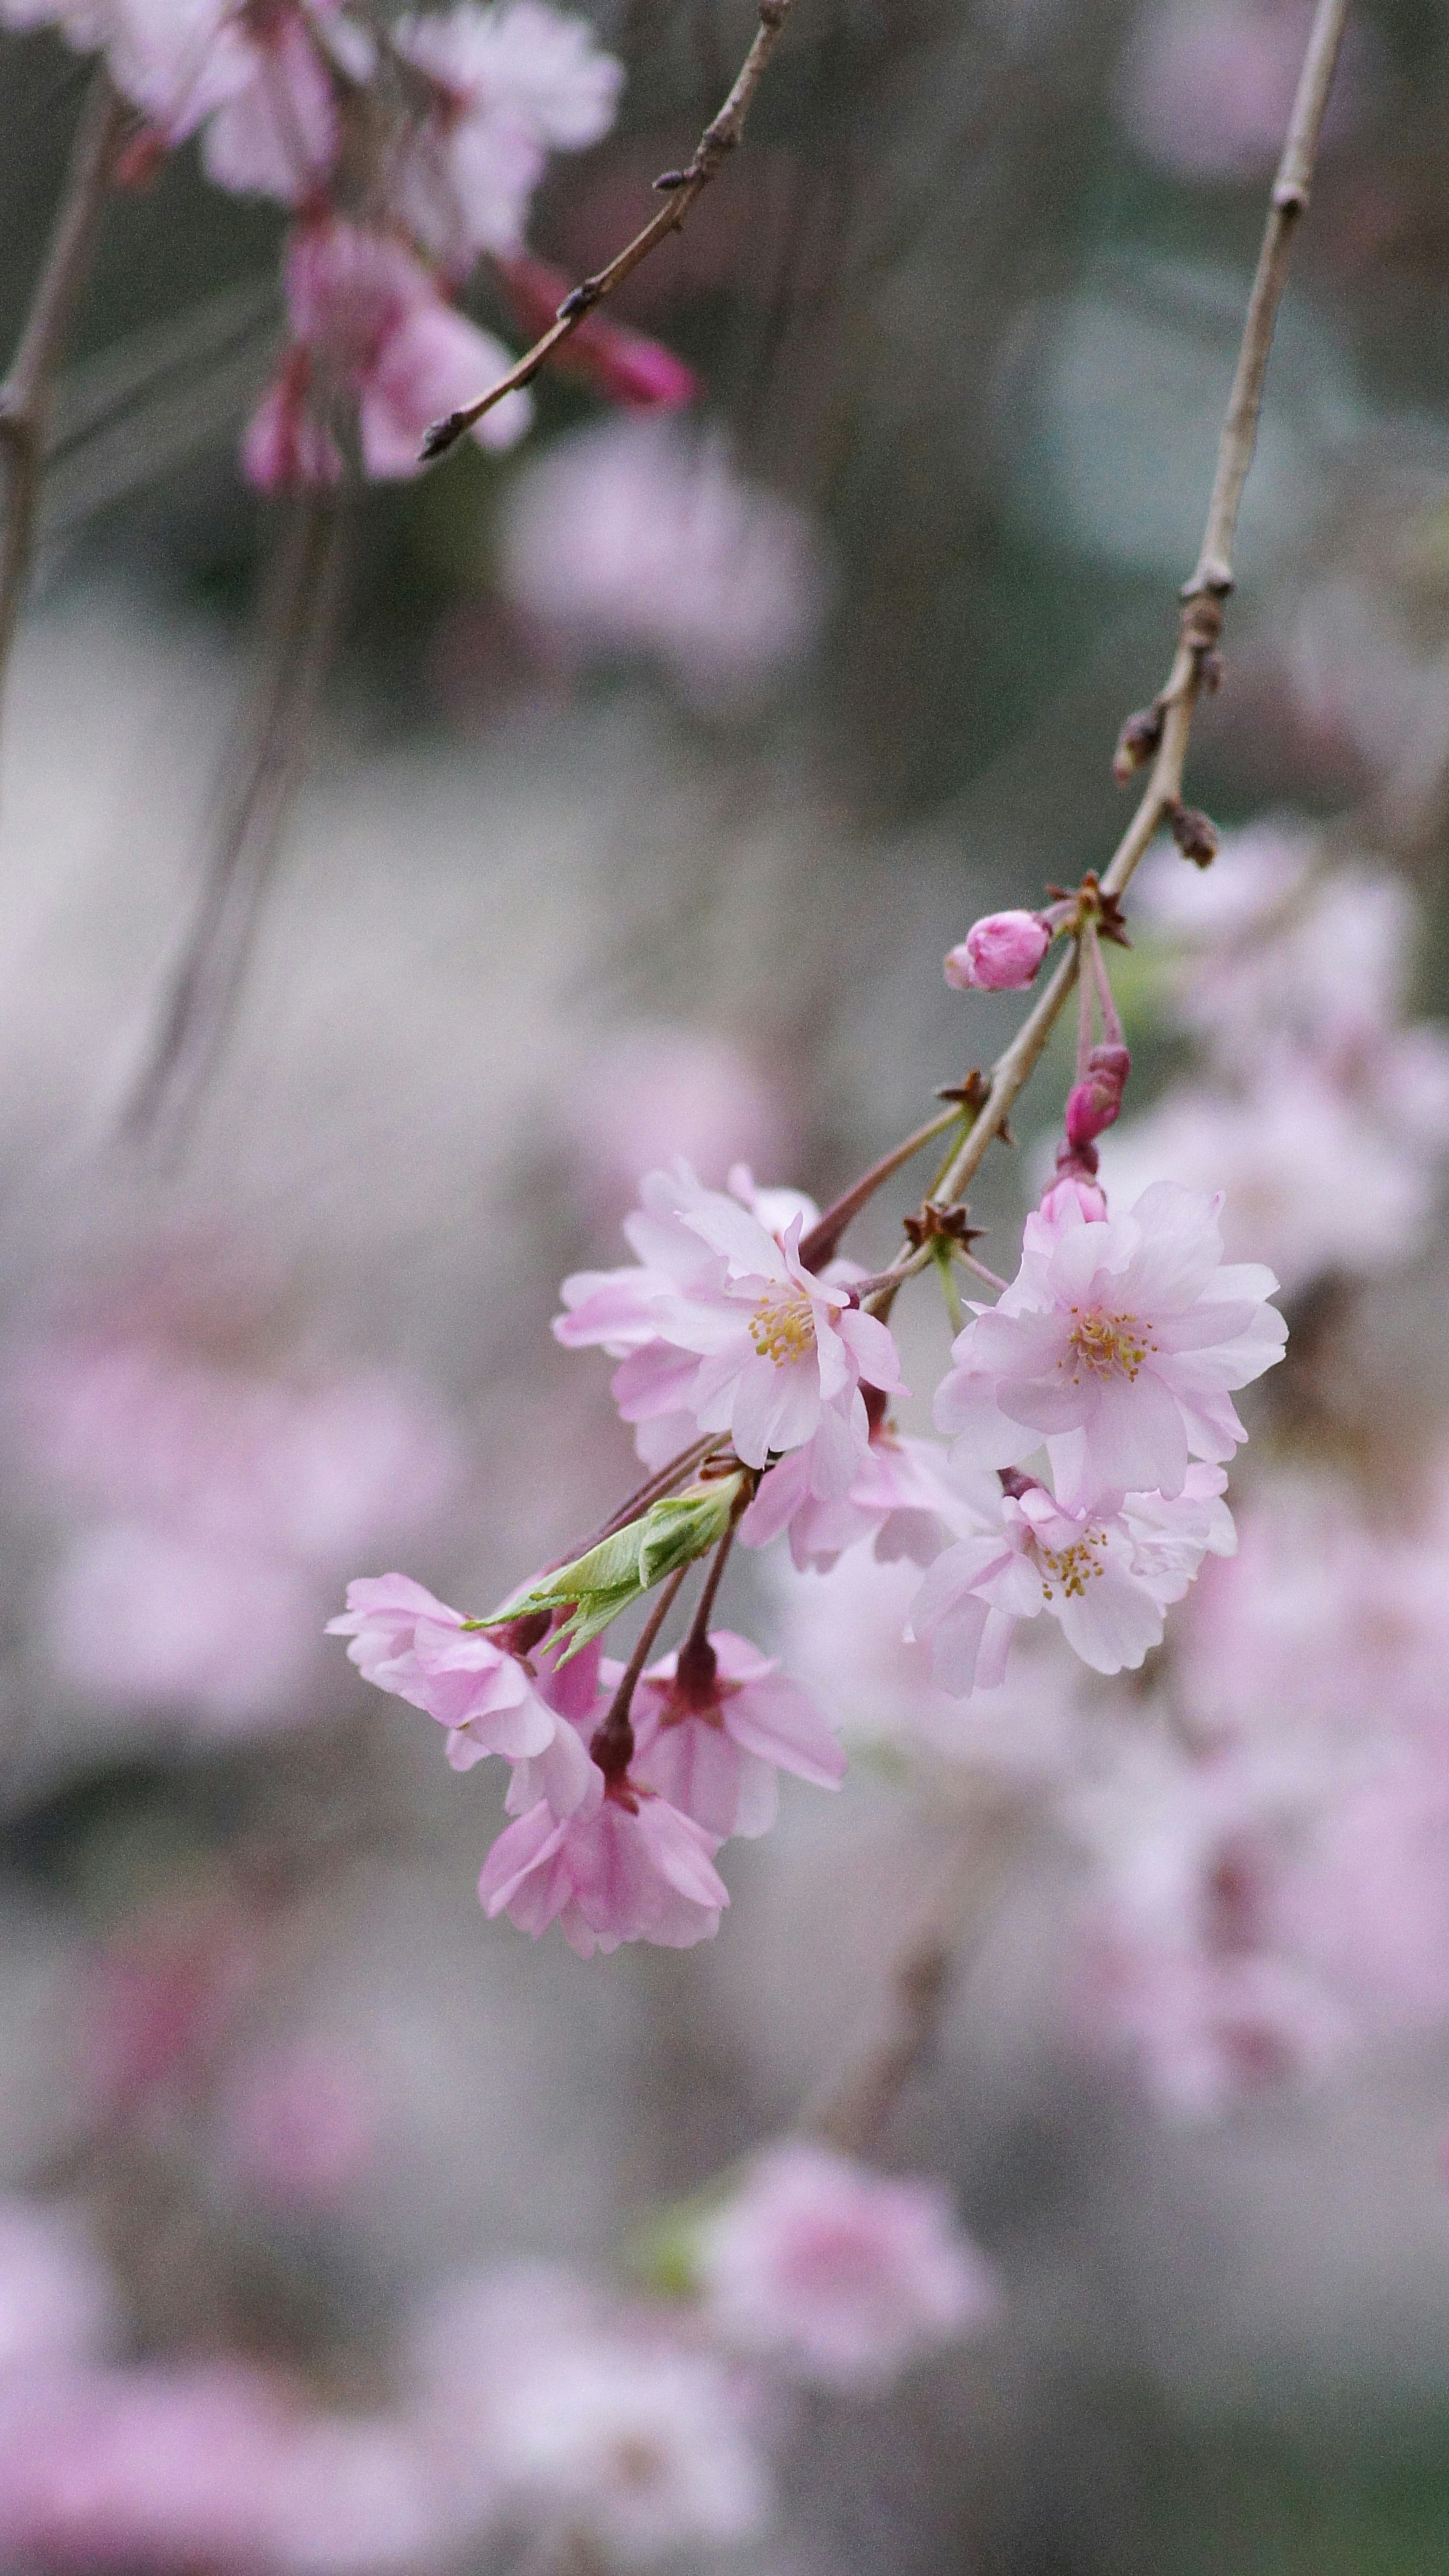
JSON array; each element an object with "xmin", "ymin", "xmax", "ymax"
[
  {"xmin": 121, "ymin": 492, "xmax": 350, "ymax": 1143},
  {"xmin": 420, "ymin": 0, "xmax": 803, "ymax": 461},
  {"xmin": 862, "ymin": 0, "xmax": 1352, "ymax": 1314},
  {"xmin": 0, "ymin": 69, "xmax": 125, "ymax": 717}
]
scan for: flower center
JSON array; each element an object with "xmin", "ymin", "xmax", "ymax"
[
  {"xmin": 1036, "ymin": 1533, "xmax": 1104, "ymax": 1601},
  {"xmin": 749, "ymin": 1285, "xmax": 817, "ymax": 1366},
  {"xmin": 1063, "ymin": 1305, "xmax": 1151, "ymax": 1381}
]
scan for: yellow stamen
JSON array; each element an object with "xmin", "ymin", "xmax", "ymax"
[
  {"xmin": 1062, "ymin": 1304, "xmax": 1152, "ymax": 1383},
  {"xmin": 1038, "ymin": 1534, "xmax": 1105, "ymax": 1600},
  {"xmin": 749, "ymin": 1283, "xmax": 817, "ymax": 1366}
]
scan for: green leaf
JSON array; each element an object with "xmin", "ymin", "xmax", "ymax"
[{"xmin": 476, "ymin": 1473, "xmax": 747, "ymax": 1659}]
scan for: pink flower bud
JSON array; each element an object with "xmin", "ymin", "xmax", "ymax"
[
  {"xmin": 944, "ymin": 910, "xmax": 1050, "ymax": 993},
  {"xmin": 1039, "ymin": 1169, "xmax": 1108, "ymax": 1225},
  {"xmin": 1064, "ymin": 1043, "xmax": 1131, "ymax": 1150}
]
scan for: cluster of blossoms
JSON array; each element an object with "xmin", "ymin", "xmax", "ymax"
[
  {"xmin": 1097, "ymin": 826, "xmax": 1449, "ymax": 1293},
  {"xmin": 0, "ymin": 2108, "xmax": 998, "ymax": 2568},
  {"xmin": 334, "ymin": 879, "xmax": 1287, "ymax": 1962},
  {"xmin": 0, "ymin": 0, "xmax": 698, "ymax": 486}
]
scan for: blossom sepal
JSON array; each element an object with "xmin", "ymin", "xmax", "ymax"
[{"xmin": 480, "ymin": 1472, "xmax": 748, "ymax": 1658}]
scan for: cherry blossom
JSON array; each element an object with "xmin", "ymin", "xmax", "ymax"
[
  {"xmin": 0, "ymin": 2362, "xmax": 450, "ymax": 2574},
  {"xmin": 936, "ymin": 1182, "xmax": 1285, "ymax": 1506},
  {"xmin": 778, "ymin": 1544, "xmax": 1088, "ymax": 1777},
  {"xmin": 328, "ymin": 1574, "xmax": 597, "ymax": 1808},
  {"xmin": 944, "ymin": 908, "xmax": 1050, "ymax": 993},
  {"xmin": 197, "ymin": 3, "xmax": 343, "ymax": 203},
  {"xmin": 908, "ymin": 1463, "xmax": 1236, "ymax": 1692},
  {"xmin": 244, "ymin": 219, "xmax": 530, "ymax": 492},
  {"xmin": 500, "ymin": 417, "xmax": 832, "ymax": 706},
  {"xmin": 556, "ymin": 1157, "xmax": 901, "ymax": 1474},
  {"xmin": 1117, "ymin": 0, "xmax": 1368, "ymax": 180},
  {"xmin": 492, "ymin": 251, "xmax": 699, "ymax": 410},
  {"xmin": 391, "ymin": 0, "xmax": 623, "ymax": 266},
  {"xmin": 738, "ymin": 1414, "xmax": 993, "ymax": 1573},
  {"xmin": 1097, "ymin": 1056, "xmax": 1439, "ymax": 1297},
  {"xmin": 406, "ymin": 2265, "xmax": 770, "ymax": 2561},
  {"xmin": 478, "ymin": 1782, "xmax": 730, "ymax": 1956},
  {"xmin": 697, "ymin": 2141, "xmax": 1001, "ymax": 2391},
  {"xmin": 0, "ymin": 2202, "xmax": 119, "ymax": 2376},
  {"xmin": 217, "ymin": 2042, "xmax": 377, "ymax": 2211},
  {"xmin": 626, "ymin": 1627, "xmax": 844, "ymax": 1838}
]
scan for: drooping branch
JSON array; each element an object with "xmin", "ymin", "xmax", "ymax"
[
  {"xmin": 0, "ymin": 69, "xmax": 126, "ymax": 720},
  {"xmin": 861, "ymin": 0, "xmax": 1353, "ymax": 1316},
  {"xmin": 121, "ymin": 492, "xmax": 350, "ymax": 1142},
  {"xmin": 806, "ymin": 1796, "xmax": 1031, "ymax": 2159},
  {"xmin": 420, "ymin": 0, "xmax": 803, "ymax": 461}
]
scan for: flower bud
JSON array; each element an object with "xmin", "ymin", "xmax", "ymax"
[
  {"xmin": 944, "ymin": 910, "xmax": 1051, "ymax": 993},
  {"xmin": 1040, "ymin": 1168, "xmax": 1108, "ymax": 1225},
  {"xmin": 1064, "ymin": 1043, "xmax": 1131, "ymax": 1150},
  {"xmin": 1169, "ymin": 803, "xmax": 1218, "ymax": 867}
]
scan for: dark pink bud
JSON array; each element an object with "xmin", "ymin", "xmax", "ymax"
[
  {"xmin": 493, "ymin": 253, "xmax": 701, "ymax": 412},
  {"xmin": 944, "ymin": 909, "xmax": 1051, "ymax": 993},
  {"xmin": 1064, "ymin": 1043, "xmax": 1131, "ymax": 1149}
]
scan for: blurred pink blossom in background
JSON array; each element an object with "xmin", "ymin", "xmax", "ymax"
[
  {"xmin": 500, "ymin": 418, "xmax": 833, "ymax": 706},
  {"xmin": 697, "ymin": 2141, "xmax": 1001, "ymax": 2391}
]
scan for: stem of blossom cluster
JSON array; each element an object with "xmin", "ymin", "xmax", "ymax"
[
  {"xmin": 1085, "ymin": 920, "xmax": 1124, "ymax": 1049},
  {"xmin": 674, "ymin": 1517, "xmax": 741, "ymax": 1695},
  {"xmin": 796, "ymin": 1101, "xmax": 967, "ymax": 1272},
  {"xmin": 582, "ymin": 1436, "xmax": 721, "ymax": 1556},
  {"xmin": 421, "ymin": 0, "xmax": 804, "ymax": 457},
  {"xmin": 591, "ymin": 1565, "xmax": 689, "ymax": 1777},
  {"xmin": 0, "ymin": 71, "xmax": 125, "ymax": 731},
  {"xmin": 860, "ymin": 0, "xmax": 1350, "ymax": 1314}
]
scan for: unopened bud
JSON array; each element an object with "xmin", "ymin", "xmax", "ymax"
[
  {"xmin": 944, "ymin": 909, "xmax": 1051, "ymax": 993},
  {"xmin": 1112, "ymin": 704, "xmax": 1163, "ymax": 783},
  {"xmin": 1169, "ymin": 803, "xmax": 1218, "ymax": 867},
  {"xmin": 1064, "ymin": 1043, "xmax": 1131, "ymax": 1150},
  {"xmin": 1039, "ymin": 1146, "xmax": 1108, "ymax": 1225}
]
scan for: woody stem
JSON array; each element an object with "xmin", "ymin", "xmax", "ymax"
[{"xmin": 589, "ymin": 1566, "xmax": 689, "ymax": 1779}]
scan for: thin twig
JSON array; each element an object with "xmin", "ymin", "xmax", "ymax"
[
  {"xmin": 796, "ymin": 1099, "xmax": 964, "ymax": 1272},
  {"xmin": 863, "ymin": 0, "xmax": 1352, "ymax": 1318},
  {"xmin": 0, "ymin": 69, "xmax": 125, "ymax": 717},
  {"xmin": 121, "ymin": 492, "xmax": 350, "ymax": 1142},
  {"xmin": 420, "ymin": 0, "xmax": 803, "ymax": 460},
  {"xmin": 805, "ymin": 1797, "xmax": 1030, "ymax": 2159}
]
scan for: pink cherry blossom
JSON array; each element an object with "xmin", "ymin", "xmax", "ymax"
[
  {"xmin": 0, "ymin": 2363, "xmax": 449, "ymax": 2573},
  {"xmin": 198, "ymin": 5, "xmax": 340, "ymax": 202},
  {"xmin": 936, "ymin": 1181, "xmax": 1285, "ymax": 1507},
  {"xmin": 245, "ymin": 219, "xmax": 530, "ymax": 490},
  {"xmin": 240, "ymin": 351, "xmax": 344, "ymax": 492},
  {"xmin": 1081, "ymin": 1937, "xmax": 1350, "ymax": 2122},
  {"xmin": 908, "ymin": 1464, "xmax": 1236, "ymax": 1692},
  {"xmin": 738, "ymin": 1416, "xmax": 992, "ymax": 1573},
  {"xmin": 944, "ymin": 909, "xmax": 1050, "ymax": 993},
  {"xmin": 626, "ymin": 1628, "xmax": 844, "ymax": 1837},
  {"xmin": 1097, "ymin": 1058, "xmax": 1439, "ymax": 1297},
  {"xmin": 218, "ymin": 2042, "xmax": 377, "ymax": 2210},
  {"xmin": 779, "ymin": 1543, "xmax": 1087, "ymax": 1776},
  {"xmin": 0, "ymin": 2202, "xmax": 119, "ymax": 2376},
  {"xmin": 405, "ymin": 2265, "xmax": 769, "ymax": 2560},
  {"xmin": 697, "ymin": 2141, "xmax": 1001, "ymax": 2391},
  {"xmin": 1117, "ymin": 0, "xmax": 1368, "ymax": 181},
  {"xmin": 391, "ymin": 0, "xmax": 623, "ymax": 266},
  {"xmin": 478, "ymin": 1782, "xmax": 729, "ymax": 1956},
  {"xmin": 500, "ymin": 417, "xmax": 831, "ymax": 707},
  {"xmin": 327, "ymin": 1574, "xmax": 596, "ymax": 1797},
  {"xmin": 557, "ymin": 1158, "xmax": 900, "ymax": 1474},
  {"xmin": 92, "ymin": 0, "xmax": 251, "ymax": 146}
]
